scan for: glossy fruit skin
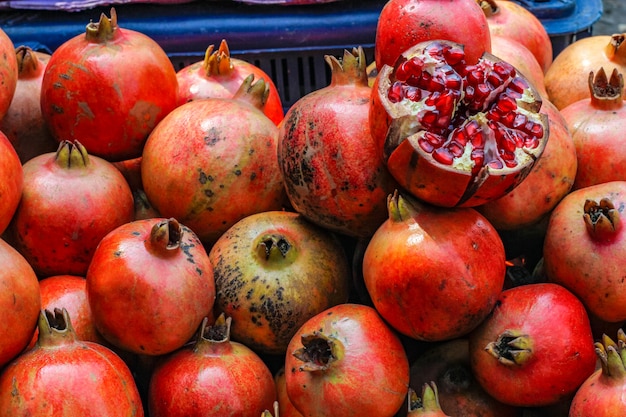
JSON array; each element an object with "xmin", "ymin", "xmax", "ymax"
[
  {"xmin": 274, "ymin": 367, "xmax": 304, "ymax": 417},
  {"xmin": 284, "ymin": 303, "xmax": 410, "ymax": 417},
  {"xmin": 0, "ymin": 27, "xmax": 18, "ymax": 122},
  {"xmin": 363, "ymin": 191, "xmax": 506, "ymax": 342},
  {"xmin": 0, "ymin": 238, "xmax": 41, "ymax": 368},
  {"xmin": 10, "ymin": 141, "xmax": 135, "ymax": 278},
  {"xmin": 148, "ymin": 316, "xmax": 277, "ymax": 417},
  {"xmin": 141, "ymin": 89, "xmax": 286, "ymax": 245},
  {"xmin": 468, "ymin": 283, "xmax": 597, "ymax": 407},
  {"xmin": 278, "ymin": 47, "xmax": 397, "ymax": 237},
  {"xmin": 0, "ymin": 130, "xmax": 22, "ymax": 235},
  {"xmin": 209, "ymin": 210, "xmax": 351, "ymax": 355},
  {"xmin": 86, "ymin": 218, "xmax": 216, "ymax": 356},
  {"xmin": 374, "ymin": 0, "xmax": 491, "ymax": 70},
  {"xmin": 543, "ymin": 181, "xmax": 626, "ymax": 322},
  {"xmin": 0, "ymin": 309, "xmax": 144, "ymax": 417},
  {"xmin": 40, "ymin": 10, "xmax": 179, "ymax": 161}
]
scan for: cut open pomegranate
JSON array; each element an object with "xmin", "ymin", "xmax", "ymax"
[{"xmin": 370, "ymin": 40, "xmax": 549, "ymax": 207}]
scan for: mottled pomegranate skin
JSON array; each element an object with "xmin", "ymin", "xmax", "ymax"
[{"xmin": 0, "ymin": 131, "xmax": 22, "ymax": 235}]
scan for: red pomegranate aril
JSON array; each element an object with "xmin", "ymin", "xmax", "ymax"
[
  {"xmin": 389, "ymin": 82, "xmax": 404, "ymax": 102},
  {"xmin": 446, "ymin": 73, "xmax": 462, "ymax": 89},
  {"xmin": 448, "ymin": 141, "xmax": 464, "ymax": 157},
  {"xmin": 419, "ymin": 138, "xmax": 435, "ymax": 153},
  {"xmin": 468, "ymin": 69, "xmax": 484, "ymax": 85},
  {"xmin": 497, "ymin": 95, "xmax": 518, "ymax": 113},
  {"xmin": 509, "ymin": 77, "xmax": 529, "ymax": 94},
  {"xmin": 405, "ymin": 86, "xmax": 422, "ymax": 101},
  {"xmin": 512, "ymin": 114, "xmax": 527, "ymax": 129},
  {"xmin": 433, "ymin": 147, "xmax": 455, "ymax": 165},
  {"xmin": 487, "ymin": 72, "xmax": 503, "ymax": 88},
  {"xmin": 493, "ymin": 61, "xmax": 515, "ymax": 78},
  {"xmin": 444, "ymin": 46, "xmax": 465, "ymax": 65}
]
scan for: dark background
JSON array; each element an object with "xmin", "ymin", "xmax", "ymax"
[{"xmin": 595, "ymin": 0, "xmax": 625, "ymax": 35}]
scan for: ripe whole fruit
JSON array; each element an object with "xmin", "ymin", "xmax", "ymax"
[
  {"xmin": 0, "ymin": 27, "xmax": 17, "ymax": 122},
  {"xmin": 278, "ymin": 47, "xmax": 397, "ymax": 237},
  {"xmin": 543, "ymin": 181, "xmax": 626, "ymax": 323},
  {"xmin": 363, "ymin": 190, "xmax": 505, "ymax": 341},
  {"xmin": 141, "ymin": 75, "xmax": 286, "ymax": 245},
  {"xmin": 285, "ymin": 303, "xmax": 410, "ymax": 417},
  {"xmin": 86, "ymin": 217, "xmax": 216, "ymax": 355},
  {"xmin": 468, "ymin": 283, "xmax": 597, "ymax": 407},
  {"xmin": 0, "ymin": 308, "xmax": 144, "ymax": 416},
  {"xmin": 370, "ymin": 39, "xmax": 548, "ymax": 207},
  {"xmin": 0, "ymin": 130, "xmax": 22, "ymax": 235},
  {"xmin": 40, "ymin": 8, "xmax": 179, "ymax": 161},
  {"xmin": 374, "ymin": 0, "xmax": 491, "ymax": 70},
  {"xmin": 209, "ymin": 210, "xmax": 351, "ymax": 355},
  {"xmin": 10, "ymin": 140, "xmax": 135, "ymax": 277},
  {"xmin": 148, "ymin": 315, "xmax": 277, "ymax": 417}
]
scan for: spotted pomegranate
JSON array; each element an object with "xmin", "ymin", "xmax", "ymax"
[
  {"xmin": 543, "ymin": 181, "xmax": 626, "ymax": 323},
  {"xmin": 370, "ymin": 39, "xmax": 548, "ymax": 208}
]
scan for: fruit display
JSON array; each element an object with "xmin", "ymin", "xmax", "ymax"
[{"xmin": 0, "ymin": 0, "xmax": 623, "ymax": 415}]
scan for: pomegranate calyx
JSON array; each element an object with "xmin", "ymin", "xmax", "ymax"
[
  {"xmin": 293, "ymin": 331, "xmax": 344, "ymax": 372},
  {"xmin": 478, "ymin": 0, "xmax": 499, "ymax": 19},
  {"xmin": 589, "ymin": 68, "xmax": 624, "ymax": 109},
  {"xmin": 149, "ymin": 218, "xmax": 183, "ymax": 252},
  {"xmin": 36, "ymin": 308, "xmax": 79, "ymax": 348},
  {"xmin": 387, "ymin": 189, "xmax": 420, "ymax": 223},
  {"xmin": 485, "ymin": 329, "xmax": 533, "ymax": 366},
  {"xmin": 605, "ymin": 33, "xmax": 626, "ymax": 65},
  {"xmin": 407, "ymin": 382, "xmax": 445, "ymax": 415},
  {"xmin": 595, "ymin": 330, "xmax": 626, "ymax": 378},
  {"xmin": 261, "ymin": 401, "xmax": 280, "ymax": 417},
  {"xmin": 255, "ymin": 233, "xmax": 295, "ymax": 265},
  {"xmin": 325, "ymin": 46, "xmax": 369, "ymax": 87},
  {"xmin": 54, "ymin": 140, "xmax": 91, "ymax": 169},
  {"xmin": 198, "ymin": 314, "xmax": 232, "ymax": 344},
  {"xmin": 16, "ymin": 45, "xmax": 41, "ymax": 77},
  {"xmin": 583, "ymin": 198, "xmax": 622, "ymax": 242},
  {"xmin": 203, "ymin": 39, "xmax": 233, "ymax": 76},
  {"xmin": 85, "ymin": 7, "xmax": 118, "ymax": 43},
  {"xmin": 232, "ymin": 74, "xmax": 269, "ymax": 110}
]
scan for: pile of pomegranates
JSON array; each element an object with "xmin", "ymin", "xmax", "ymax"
[{"xmin": 1, "ymin": 0, "xmax": 625, "ymax": 415}]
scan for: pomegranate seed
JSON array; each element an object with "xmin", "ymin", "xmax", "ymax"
[
  {"xmin": 418, "ymin": 137, "xmax": 435, "ymax": 153},
  {"xmin": 429, "ymin": 76, "xmax": 446, "ymax": 92},
  {"xmin": 404, "ymin": 86, "xmax": 422, "ymax": 101},
  {"xmin": 451, "ymin": 129, "xmax": 467, "ymax": 146},
  {"xmin": 388, "ymin": 81, "xmax": 404, "ymax": 103},
  {"xmin": 486, "ymin": 109, "xmax": 500, "ymax": 122},
  {"xmin": 504, "ymin": 158, "xmax": 518, "ymax": 168},
  {"xmin": 424, "ymin": 131, "xmax": 445, "ymax": 147},
  {"xmin": 467, "ymin": 69, "xmax": 484, "ymax": 86},
  {"xmin": 500, "ymin": 111, "xmax": 516, "ymax": 127},
  {"xmin": 406, "ymin": 74, "xmax": 421, "ymax": 87},
  {"xmin": 493, "ymin": 61, "xmax": 516, "ymax": 79},
  {"xmin": 407, "ymin": 57, "xmax": 425, "ymax": 73},
  {"xmin": 436, "ymin": 115, "xmax": 451, "ymax": 129},
  {"xmin": 420, "ymin": 71, "xmax": 432, "ymax": 89},
  {"xmin": 496, "ymin": 94, "xmax": 518, "ymax": 113},
  {"xmin": 465, "ymin": 120, "xmax": 480, "ymax": 138},
  {"xmin": 487, "ymin": 71, "xmax": 503, "ymax": 88},
  {"xmin": 500, "ymin": 148, "xmax": 516, "ymax": 160},
  {"xmin": 509, "ymin": 77, "xmax": 529, "ymax": 94},
  {"xmin": 487, "ymin": 159, "xmax": 504, "ymax": 169},
  {"xmin": 436, "ymin": 91, "xmax": 455, "ymax": 115},
  {"xmin": 471, "ymin": 131, "xmax": 485, "ymax": 148},
  {"xmin": 444, "ymin": 46, "xmax": 465, "ymax": 66},
  {"xmin": 496, "ymin": 130, "xmax": 517, "ymax": 153},
  {"xmin": 512, "ymin": 114, "xmax": 527, "ymax": 129},
  {"xmin": 425, "ymin": 91, "xmax": 440, "ymax": 106},
  {"xmin": 475, "ymin": 83, "xmax": 491, "ymax": 101},
  {"xmin": 525, "ymin": 135, "xmax": 540, "ymax": 149},
  {"xmin": 448, "ymin": 141, "xmax": 465, "ymax": 157},
  {"xmin": 421, "ymin": 110, "xmax": 439, "ymax": 127},
  {"xmin": 427, "ymin": 42, "xmax": 445, "ymax": 58},
  {"xmin": 444, "ymin": 73, "xmax": 462, "ymax": 90},
  {"xmin": 528, "ymin": 122, "xmax": 544, "ymax": 138},
  {"xmin": 506, "ymin": 87, "xmax": 523, "ymax": 99},
  {"xmin": 395, "ymin": 61, "xmax": 410, "ymax": 82},
  {"xmin": 432, "ymin": 147, "xmax": 454, "ymax": 165},
  {"xmin": 465, "ymin": 85, "xmax": 475, "ymax": 101}
]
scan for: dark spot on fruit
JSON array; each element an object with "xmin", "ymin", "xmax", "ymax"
[
  {"xmin": 203, "ymin": 127, "xmax": 223, "ymax": 146},
  {"xmin": 52, "ymin": 104, "xmax": 63, "ymax": 114},
  {"xmin": 131, "ymin": 231, "xmax": 141, "ymax": 236},
  {"xmin": 204, "ymin": 189, "xmax": 214, "ymax": 198},
  {"xmin": 234, "ymin": 169, "xmax": 242, "ymax": 176},
  {"xmin": 250, "ymin": 172, "xmax": 257, "ymax": 181},
  {"xmin": 113, "ymin": 250, "xmax": 122, "ymax": 257}
]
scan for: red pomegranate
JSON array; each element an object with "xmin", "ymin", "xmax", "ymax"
[
  {"xmin": 569, "ymin": 329, "xmax": 626, "ymax": 416},
  {"xmin": 560, "ymin": 68, "xmax": 626, "ymax": 190},
  {"xmin": 278, "ymin": 47, "xmax": 397, "ymax": 237},
  {"xmin": 0, "ymin": 238, "xmax": 40, "ymax": 368},
  {"xmin": 10, "ymin": 140, "xmax": 134, "ymax": 278},
  {"xmin": 1, "ymin": 46, "xmax": 57, "ymax": 164},
  {"xmin": 0, "ymin": 27, "xmax": 17, "ymax": 122},
  {"xmin": 362, "ymin": 190, "xmax": 505, "ymax": 342},
  {"xmin": 177, "ymin": 39, "xmax": 284, "ymax": 125},
  {"xmin": 545, "ymin": 33, "xmax": 626, "ymax": 110},
  {"xmin": 284, "ymin": 303, "xmax": 409, "ymax": 417},
  {"xmin": 86, "ymin": 217, "xmax": 216, "ymax": 356},
  {"xmin": 0, "ymin": 130, "xmax": 22, "ymax": 235},
  {"xmin": 141, "ymin": 75, "xmax": 286, "ymax": 245},
  {"xmin": 374, "ymin": 0, "xmax": 491, "ymax": 70},
  {"xmin": 274, "ymin": 367, "xmax": 304, "ymax": 417},
  {"xmin": 543, "ymin": 181, "xmax": 626, "ymax": 323},
  {"xmin": 40, "ymin": 8, "xmax": 179, "ymax": 161},
  {"xmin": 0, "ymin": 308, "xmax": 144, "ymax": 416},
  {"xmin": 148, "ymin": 314, "xmax": 277, "ymax": 417},
  {"xmin": 370, "ymin": 39, "xmax": 548, "ymax": 207},
  {"xmin": 479, "ymin": 0, "xmax": 553, "ymax": 73},
  {"xmin": 468, "ymin": 283, "xmax": 597, "ymax": 407}
]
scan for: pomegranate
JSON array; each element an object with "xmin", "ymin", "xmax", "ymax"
[
  {"xmin": 560, "ymin": 68, "xmax": 626, "ymax": 190},
  {"xmin": 1, "ymin": 45, "xmax": 57, "ymax": 164},
  {"xmin": 209, "ymin": 210, "xmax": 351, "ymax": 355},
  {"xmin": 176, "ymin": 39, "xmax": 284, "ymax": 125},
  {"xmin": 362, "ymin": 190, "xmax": 505, "ymax": 341},
  {"xmin": 148, "ymin": 314, "xmax": 277, "ymax": 417},
  {"xmin": 569, "ymin": 329, "xmax": 626, "ymax": 416},
  {"xmin": 86, "ymin": 217, "xmax": 216, "ymax": 355},
  {"xmin": 374, "ymin": 0, "xmax": 491, "ymax": 70},
  {"xmin": 40, "ymin": 8, "xmax": 179, "ymax": 161},
  {"xmin": 0, "ymin": 238, "xmax": 40, "ymax": 368},
  {"xmin": 274, "ymin": 367, "xmax": 304, "ymax": 417},
  {"xmin": 543, "ymin": 181, "xmax": 626, "ymax": 323},
  {"xmin": 0, "ymin": 130, "xmax": 22, "ymax": 235},
  {"xmin": 0, "ymin": 27, "xmax": 17, "ymax": 122},
  {"xmin": 0, "ymin": 308, "xmax": 144, "ymax": 416},
  {"xmin": 370, "ymin": 39, "xmax": 548, "ymax": 208},
  {"xmin": 141, "ymin": 75, "xmax": 286, "ymax": 245},
  {"xmin": 284, "ymin": 303, "xmax": 409, "ymax": 417},
  {"xmin": 479, "ymin": 0, "xmax": 553, "ymax": 73},
  {"xmin": 468, "ymin": 283, "xmax": 597, "ymax": 407},
  {"xmin": 407, "ymin": 383, "xmax": 450, "ymax": 417},
  {"xmin": 544, "ymin": 33, "xmax": 626, "ymax": 110},
  {"xmin": 278, "ymin": 47, "xmax": 397, "ymax": 237},
  {"xmin": 10, "ymin": 140, "xmax": 135, "ymax": 278}
]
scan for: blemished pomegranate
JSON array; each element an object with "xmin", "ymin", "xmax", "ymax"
[
  {"xmin": 86, "ymin": 217, "xmax": 216, "ymax": 356},
  {"xmin": 543, "ymin": 181, "xmax": 626, "ymax": 323},
  {"xmin": 374, "ymin": 0, "xmax": 491, "ymax": 70},
  {"xmin": 362, "ymin": 190, "xmax": 506, "ymax": 342},
  {"xmin": 544, "ymin": 33, "xmax": 626, "ymax": 110},
  {"xmin": 284, "ymin": 303, "xmax": 409, "ymax": 417},
  {"xmin": 559, "ymin": 68, "xmax": 626, "ymax": 190},
  {"xmin": 0, "ymin": 130, "xmax": 22, "ymax": 235},
  {"xmin": 10, "ymin": 140, "xmax": 135, "ymax": 278},
  {"xmin": 148, "ymin": 314, "xmax": 277, "ymax": 417},
  {"xmin": 176, "ymin": 39, "xmax": 284, "ymax": 125},
  {"xmin": 0, "ymin": 27, "xmax": 17, "ymax": 122},
  {"xmin": 40, "ymin": 8, "xmax": 179, "ymax": 161},
  {"xmin": 278, "ymin": 47, "xmax": 397, "ymax": 237},
  {"xmin": 468, "ymin": 283, "xmax": 597, "ymax": 407},
  {"xmin": 0, "ymin": 308, "xmax": 144, "ymax": 416},
  {"xmin": 568, "ymin": 329, "xmax": 626, "ymax": 416},
  {"xmin": 370, "ymin": 39, "xmax": 548, "ymax": 208}
]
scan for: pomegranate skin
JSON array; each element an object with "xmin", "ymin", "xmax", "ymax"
[
  {"xmin": 0, "ymin": 27, "xmax": 17, "ymax": 122},
  {"xmin": 0, "ymin": 130, "xmax": 22, "ymax": 235}
]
